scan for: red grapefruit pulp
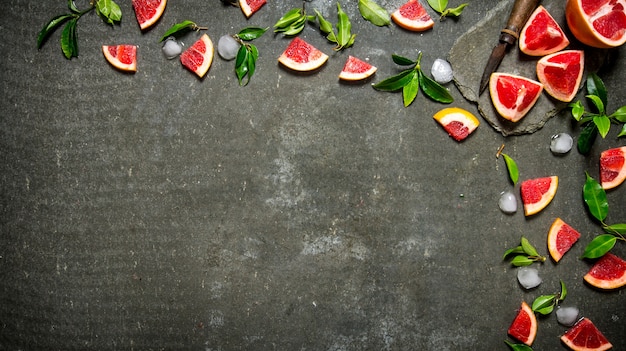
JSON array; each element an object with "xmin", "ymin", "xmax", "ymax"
[
  {"xmin": 547, "ymin": 218, "xmax": 581, "ymax": 262},
  {"xmin": 132, "ymin": 0, "xmax": 167, "ymax": 30},
  {"xmin": 102, "ymin": 45, "xmax": 137, "ymax": 72},
  {"xmin": 520, "ymin": 176, "xmax": 558, "ymax": 216},
  {"xmin": 432, "ymin": 107, "xmax": 480, "ymax": 141},
  {"xmin": 600, "ymin": 146, "xmax": 626, "ymax": 189},
  {"xmin": 339, "ymin": 56, "xmax": 377, "ymax": 81},
  {"xmin": 240, "ymin": 0, "xmax": 266, "ymax": 18},
  {"xmin": 391, "ymin": 0, "xmax": 435, "ymax": 31},
  {"xmin": 566, "ymin": 0, "xmax": 626, "ymax": 48},
  {"xmin": 489, "ymin": 73, "xmax": 543, "ymax": 122},
  {"xmin": 180, "ymin": 34, "xmax": 214, "ymax": 78},
  {"xmin": 536, "ymin": 50, "xmax": 584, "ymax": 102},
  {"xmin": 584, "ymin": 252, "xmax": 626, "ymax": 290},
  {"xmin": 507, "ymin": 301, "xmax": 537, "ymax": 346},
  {"xmin": 561, "ymin": 317, "xmax": 612, "ymax": 351},
  {"xmin": 278, "ymin": 37, "xmax": 329, "ymax": 72},
  {"xmin": 520, "ymin": 5, "xmax": 570, "ymax": 56}
]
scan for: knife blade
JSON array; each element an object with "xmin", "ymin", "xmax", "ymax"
[{"xmin": 478, "ymin": 0, "xmax": 541, "ymax": 95}]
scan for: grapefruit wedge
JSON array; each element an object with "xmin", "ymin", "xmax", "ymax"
[
  {"xmin": 565, "ymin": 0, "xmax": 626, "ymax": 48},
  {"xmin": 520, "ymin": 5, "xmax": 570, "ymax": 56},
  {"xmin": 239, "ymin": 0, "xmax": 266, "ymax": 18},
  {"xmin": 339, "ymin": 56, "xmax": 377, "ymax": 81},
  {"xmin": 131, "ymin": 0, "xmax": 167, "ymax": 30},
  {"xmin": 278, "ymin": 37, "xmax": 329, "ymax": 72},
  {"xmin": 536, "ymin": 50, "xmax": 585, "ymax": 102},
  {"xmin": 547, "ymin": 218, "xmax": 581, "ymax": 262},
  {"xmin": 508, "ymin": 301, "xmax": 538, "ymax": 346},
  {"xmin": 180, "ymin": 34, "xmax": 214, "ymax": 78},
  {"xmin": 391, "ymin": 0, "xmax": 435, "ymax": 32},
  {"xmin": 584, "ymin": 252, "xmax": 626, "ymax": 290},
  {"xmin": 102, "ymin": 45, "xmax": 137, "ymax": 72},
  {"xmin": 600, "ymin": 146, "xmax": 626, "ymax": 190},
  {"xmin": 489, "ymin": 73, "xmax": 543, "ymax": 122},
  {"xmin": 432, "ymin": 107, "xmax": 480, "ymax": 141},
  {"xmin": 520, "ymin": 176, "xmax": 558, "ymax": 216},
  {"xmin": 561, "ymin": 317, "xmax": 613, "ymax": 351}
]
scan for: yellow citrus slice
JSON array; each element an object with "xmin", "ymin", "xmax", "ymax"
[
  {"xmin": 338, "ymin": 55, "xmax": 377, "ymax": 81},
  {"xmin": 391, "ymin": 0, "xmax": 434, "ymax": 32},
  {"xmin": 278, "ymin": 37, "xmax": 329, "ymax": 72},
  {"xmin": 433, "ymin": 107, "xmax": 480, "ymax": 141},
  {"xmin": 547, "ymin": 218, "xmax": 581, "ymax": 262},
  {"xmin": 131, "ymin": 0, "xmax": 167, "ymax": 30},
  {"xmin": 102, "ymin": 45, "xmax": 137, "ymax": 72},
  {"xmin": 584, "ymin": 253, "xmax": 626, "ymax": 290},
  {"xmin": 180, "ymin": 34, "xmax": 214, "ymax": 78},
  {"xmin": 520, "ymin": 176, "xmax": 558, "ymax": 216},
  {"xmin": 508, "ymin": 301, "xmax": 538, "ymax": 346},
  {"xmin": 239, "ymin": 0, "xmax": 266, "ymax": 18}
]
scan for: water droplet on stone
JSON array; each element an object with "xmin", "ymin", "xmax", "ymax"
[
  {"xmin": 556, "ymin": 306, "xmax": 580, "ymax": 326},
  {"xmin": 218, "ymin": 34, "xmax": 240, "ymax": 61},
  {"xmin": 162, "ymin": 37, "xmax": 182, "ymax": 59},
  {"xmin": 550, "ymin": 133, "xmax": 573, "ymax": 154},
  {"xmin": 517, "ymin": 267, "xmax": 542, "ymax": 289},
  {"xmin": 431, "ymin": 58, "xmax": 453, "ymax": 84},
  {"xmin": 498, "ymin": 190, "xmax": 517, "ymax": 214}
]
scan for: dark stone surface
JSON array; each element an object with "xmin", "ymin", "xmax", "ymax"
[{"xmin": 1, "ymin": 0, "xmax": 625, "ymax": 350}]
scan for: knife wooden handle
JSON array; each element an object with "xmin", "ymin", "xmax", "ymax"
[{"xmin": 500, "ymin": 0, "xmax": 541, "ymax": 45}]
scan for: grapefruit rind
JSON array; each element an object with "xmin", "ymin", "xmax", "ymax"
[
  {"xmin": 432, "ymin": 107, "xmax": 480, "ymax": 141},
  {"xmin": 278, "ymin": 37, "xmax": 329, "ymax": 72},
  {"xmin": 536, "ymin": 50, "xmax": 584, "ymax": 102},
  {"xmin": 584, "ymin": 253, "xmax": 626, "ymax": 290},
  {"xmin": 561, "ymin": 317, "xmax": 613, "ymax": 351},
  {"xmin": 519, "ymin": 5, "xmax": 570, "ymax": 56},
  {"xmin": 132, "ymin": 0, "xmax": 167, "ymax": 30},
  {"xmin": 180, "ymin": 34, "xmax": 214, "ymax": 78},
  {"xmin": 547, "ymin": 218, "xmax": 581, "ymax": 262},
  {"xmin": 338, "ymin": 56, "xmax": 377, "ymax": 81},
  {"xmin": 489, "ymin": 73, "xmax": 544, "ymax": 123},
  {"xmin": 507, "ymin": 301, "xmax": 538, "ymax": 346},
  {"xmin": 565, "ymin": 0, "xmax": 626, "ymax": 49},
  {"xmin": 102, "ymin": 45, "xmax": 137, "ymax": 72},
  {"xmin": 520, "ymin": 176, "xmax": 558, "ymax": 216},
  {"xmin": 239, "ymin": 0, "xmax": 267, "ymax": 18},
  {"xmin": 391, "ymin": 0, "xmax": 435, "ymax": 32},
  {"xmin": 600, "ymin": 146, "xmax": 626, "ymax": 190}
]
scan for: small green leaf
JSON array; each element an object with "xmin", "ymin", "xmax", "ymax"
[
  {"xmin": 532, "ymin": 295, "xmax": 556, "ymax": 314},
  {"xmin": 577, "ymin": 123, "xmax": 597, "ymax": 154},
  {"xmin": 586, "ymin": 73, "xmax": 607, "ymax": 107},
  {"xmin": 274, "ymin": 7, "xmax": 303, "ymax": 30},
  {"xmin": 559, "ymin": 280, "xmax": 567, "ymax": 301},
  {"xmin": 503, "ymin": 245, "xmax": 525, "ymax": 260},
  {"xmin": 609, "ymin": 105, "xmax": 626, "ymax": 122},
  {"xmin": 593, "ymin": 115, "xmax": 611, "ymax": 138},
  {"xmin": 510, "ymin": 255, "xmax": 534, "ymax": 267},
  {"xmin": 283, "ymin": 19, "xmax": 307, "ymax": 36},
  {"xmin": 604, "ymin": 223, "xmax": 626, "ymax": 235},
  {"xmin": 237, "ymin": 27, "xmax": 268, "ymax": 41},
  {"xmin": 96, "ymin": 0, "xmax": 122, "ymax": 25},
  {"xmin": 587, "ymin": 95, "xmax": 605, "ymax": 115},
  {"xmin": 581, "ymin": 234, "xmax": 617, "ymax": 259},
  {"xmin": 504, "ymin": 340, "xmax": 534, "ymax": 351},
  {"xmin": 160, "ymin": 20, "xmax": 199, "ymax": 41},
  {"xmin": 402, "ymin": 71, "xmax": 420, "ymax": 107},
  {"xmin": 235, "ymin": 45, "xmax": 248, "ymax": 74},
  {"xmin": 569, "ymin": 101, "xmax": 585, "ymax": 121},
  {"xmin": 358, "ymin": 0, "xmax": 391, "ymax": 26},
  {"xmin": 427, "ymin": 0, "xmax": 447, "ymax": 13},
  {"xmin": 37, "ymin": 13, "xmax": 75, "ymax": 49},
  {"xmin": 315, "ymin": 9, "xmax": 334, "ymax": 36},
  {"xmin": 419, "ymin": 71, "xmax": 453, "ymax": 103},
  {"xmin": 61, "ymin": 17, "xmax": 79, "ymax": 59},
  {"xmin": 68, "ymin": 0, "xmax": 80, "ymax": 13},
  {"xmin": 392, "ymin": 54, "xmax": 416, "ymax": 66},
  {"xmin": 501, "ymin": 153, "xmax": 519, "ymax": 185},
  {"xmin": 336, "ymin": 2, "xmax": 352, "ymax": 49},
  {"xmin": 619, "ymin": 124, "xmax": 626, "ymax": 137},
  {"xmin": 372, "ymin": 69, "xmax": 415, "ymax": 91},
  {"xmin": 583, "ymin": 172, "xmax": 608, "ymax": 222},
  {"xmin": 445, "ymin": 3, "xmax": 468, "ymax": 17},
  {"xmin": 520, "ymin": 237, "xmax": 539, "ymax": 257}
]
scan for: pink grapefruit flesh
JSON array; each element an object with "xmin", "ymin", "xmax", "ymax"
[
  {"xmin": 339, "ymin": 56, "xmax": 377, "ymax": 81},
  {"xmin": 584, "ymin": 252, "xmax": 626, "ymax": 290},
  {"xmin": 489, "ymin": 73, "xmax": 543, "ymax": 123},
  {"xmin": 432, "ymin": 107, "xmax": 480, "ymax": 141},
  {"xmin": 520, "ymin": 176, "xmax": 558, "ymax": 216},
  {"xmin": 600, "ymin": 146, "xmax": 626, "ymax": 189},
  {"xmin": 536, "ymin": 50, "xmax": 585, "ymax": 102},
  {"xmin": 520, "ymin": 5, "xmax": 570, "ymax": 56},
  {"xmin": 391, "ymin": 0, "xmax": 435, "ymax": 32},
  {"xmin": 131, "ymin": 0, "xmax": 167, "ymax": 30},
  {"xmin": 102, "ymin": 45, "xmax": 137, "ymax": 72},
  {"xmin": 561, "ymin": 317, "xmax": 613, "ymax": 351},
  {"xmin": 278, "ymin": 37, "xmax": 329, "ymax": 72},
  {"xmin": 508, "ymin": 301, "xmax": 537, "ymax": 346},
  {"xmin": 180, "ymin": 34, "xmax": 214, "ymax": 78},
  {"xmin": 547, "ymin": 218, "xmax": 581, "ymax": 262}
]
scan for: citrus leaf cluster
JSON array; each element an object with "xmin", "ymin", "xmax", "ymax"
[
  {"xmin": 233, "ymin": 27, "xmax": 267, "ymax": 86},
  {"xmin": 569, "ymin": 73, "xmax": 626, "ymax": 154},
  {"xmin": 503, "ymin": 237, "xmax": 546, "ymax": 267},
  {"xmin": 372, "ymin": 52, "xmax": 453, "ymax": 107},
  {"xmin": 273, "ymin": 5, "xmax": 310, "ymax": 36},
  {"xmin": 160, "ymin": 20, "xmax": 207, "ymax": 42},
  {"xmin": 37, "ymin": 0, "xmax": 122, "ymax": 59},
  {"xmin": 427, "ymin": 0, "xmax": 468, "ymax": 20},
  {"xmin": 531, "ymin": 280, "xmax": 566, "ymax": 315},
  {"xmin": 358, "ymin": 0, "xmax": 390, "ymax": 27}
]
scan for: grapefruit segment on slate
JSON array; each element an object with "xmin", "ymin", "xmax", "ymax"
[
  {"xmin": 520, "ymin": 176, "xmax": 558, "ymax": 216},
  {"xmin": 339, "ymin": 56, "xmax": 377, "ymax": 81},
  {"xmin": 520, "ymin": 5, "xmax": 570, "ymax": 56},
  {"xmin": 600, "ymin": 146, "xmax": 626, "ymax": 190},
  {"xmin": 391, "ymin": 0, "xmax": 434, "ymax": 32},
  {"xmin": 489, "ymin": 73, "xmax": 543, "ymax": 122},
  {"xmin": 180, "ymin": 34, "xmax": 214, "ymax": 78},
  {"xmin": 584, "ymin": 252, "xmax": 626, "ymax": 290},
  {"xmin": 239, "ymin": 0, "xmax": 266, "ymax": 18},
  {"xmin": 131, "ymin": 0, "xmax": 167, "ymax": 30},
  {"xmin": 536, "ymin": 50, "xmax": 584, "ymax": 102},
  {"xmin": 432, "ymin": 107, "xmax": 480, "ymax": 141},
  {"xmin": 547, "ymin": 218, "xmax": 581, "ymax": 262},
  {"xmin": 102, "ymin": 45, "xmax": 137, "ymax": 72},
  {"xmin": 508, "ymin": 301, "xmax": 537, "ymax": 346},
  {"xmin": 561, "ymin": 317, "xmax": 613, "ymax": 351},
  {"xmin": 278, "ymin": 37, "xmax": 329, "ymax": 72},
  {"xmin": 565, "ymin": 0, "xmax": 626, "ymax": 48}
]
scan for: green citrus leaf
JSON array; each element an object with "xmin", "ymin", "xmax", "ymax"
[
  {"xmin": 501, "ymin": 153, "xmax": 519, "ymax": 185},
  {"xmin": 358, "ymin": 0, "xmax": 391, "ymax": 26},
  {"xmin": 503, "ymin": 245, "xmax": 525, "ymax": 260},
  {"xmin": 96, "ymin": 0, "xmax": 122, "ymax": 25},
  {"xmin": 581, "ymin": 234, "xmax": 617, "ymax": 259},
  {"xmin": 609, "ymin": 105, "xmax": 626, "ymax": 122},
  {"xmin": 315, "ymin": 9, "xmax": 334, "ymax": 36},
  {"xmin": 402, "ymin": 72, "xmax": 420, "ymax": 107},
  {"xmin": 160, "ymin": 20, "xmax": 198, "ymax": 41},
  {"xmin": 392, "ymin": 54, "xmax": 416, "ymax": 66},
  {"xmin": 583, "ymin": 172, "xmax": 608, "ymax": 222},
  {"xmin": 586, "ymin": 73, "xmax": 607, "ymax": 107},
  {"xmin": 504, "ymin": 340, "xmax": 534, "ymax": 351},
  {"xmin": 569, "ymin": 100, "xmax": 585, "ymax": 121},
  {"xmin": 532, "ymin": 295, "xmax": 556, "ymax": 314},
  {"xmin": 336, "ymin": 2, "xmax": 353, "ymax": 49},
  {"xmin": 520, "ymin": 236, "xmax": 539, "ymax": 257},
  {"xmin": 372, "ymin": 69, "xmax": 415, "ymax": 91},
  {"xmin": 559, "ymin": 280, "xmax": 567, "ymax": 301},
  {"xmin": 510, "ymin": 255, "xmax": 534, "ymax": 267},
  {"xmin": 419, "ymin": 71, "xmax": 453, "ymax": 103},
  {"xmin": 427, "ymin": 0, "xmax": 447, "ymax": 13},
  {"xmin": 604, "ymin": 223, "xmax": 626, "ymax": 235},
  {"xmin": 37, "ymin": 13, "xmax": 74, "ymax": 49},
  {"xmin": 619, "ymin": 124, "xmax": 626, "ymax": 137},
  {"xmin": 274, "ymin": 7, "xmax": 303, "ymax": 30},
  {"xmin": 577, "ymin": 123, "xmax": 597, "ymax": 154},
  {"xmin": 283, "ymin": 19, "xmax": 307, "ymax": 36},
  {"xmin": 237, "ymin": 27, "xmax": 267, "ymax": 41},
  {"xmin": 446, "ymin": 3, "xmax": 468, "ymax": 16},
  {"xmin": 60, "ymin": 17, "xmax": 79, "ymax": 59},
  {"xmin": 586, "ymin": 94, "xmax": 605, "ymax": 115},
  {"xmin": 68, "ymin": 0, "xmax": 80, "ymax": 13},
  {"xmin": 593, "ymin": 115, "xmax": 611, "ymax": 138}
]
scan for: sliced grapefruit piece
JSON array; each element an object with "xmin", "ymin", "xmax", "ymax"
[
  {"xmin": 339, "ymin": 55, "xmax": 377, "ymax": 81},
  {"xmin": 520, "ymin": 176, "xmax": 558, "ymax": 216},
  {"xmin": 600, "ymin": 146, "xmax": 626, "ymax": 190},
  {"xmin": 278, "ymin": 37, "xmax": 329, "ymax": 72},
  {"xmin": 547, "ymin": 218, "xmax": 581, "ymax": 262},
  {"xmin": 432, "ymin": 107, "xmax": 480, "ymax": 141},
  {"xmin": 508, "ymin": 301, "xmax": 538, "ymax": 346},
  {"xmin": 131, "ymin": 0, "xmax": 167, "ymax": 30},
  {"xmin": 102, "ymin": 45, "xmax": 137, "ymax": 72},
  {"xmin": 584, "ymin": 252, "xmax": 626, "ymax": 290},
  {"xmin": 565, "ymin": 0, "xmax": 626, "ymax": 48},
  {"xmin": 561, "ymin": 317, "xmax": 613, "ymax": 351},
  {"xmin": 520, "ymin": 5, "xmax": 570, "ymax": 56},
  {"xmin": 536, "ymin": 50, "xmax": 585, "ymax": 102},
  {"xmin": 489, "ymin": 73, "xmax": 543, "ymax": 122},
  {"xmin": 180, "ymin": 34, "xmax": 214, "ymax": 78},
  {"xmin": 391, "ymin": 0, "xmax": 435, "ymax": 32},
  {"xmin": 239, "ymin": 0, "xmax": 266, "ymax": 18}
]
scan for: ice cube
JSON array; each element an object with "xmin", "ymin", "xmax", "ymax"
[
  {"xmin": 556, "ymin": 306, "xmax": 580, "ymax": 326},
  {"xmin": 162, "ymin": 37, "xmax": 182, "ymax": 59},
  {"xmin": 431, "ymin": 59, "xmax": 453, "ymax": 84},
  {"xmin": 218, "ymin": 34, "xmax": 240, "ymax": 61},
  {"xmin": 517, "ymin": 267, "xmax": 542, "ymax": 289},
  {"xmin": 498, "ymin": 190, "xmax": 517, "ymax": 214},
  {"xmin": 550, "ymin": 133, "xmax": 573, "ymax": 154}
]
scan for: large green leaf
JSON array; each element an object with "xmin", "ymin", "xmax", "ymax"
[
  {"xmin": 60, "ymin": 17, "xmax": 79, "ymax": 59},
  {"xmin": 583, "ymin": 173, "xmax": 608, "ymax": 222},
  {"xmin": 581, "ymin": 234, "xmax": 616, "ymax": 259},
  {"xmin": 402, "ymin": 72, "xmax": 420, "ymax": 107},
  {"xmin": 586, "ymin": 73, "xmax": 607, "ymax": 108},
  {"xmin": 358, "ymin": 0, "xmax": 390, "ymax": 26},
  {"xmin": 419, "ymin": 72, "xmax": 453, "ymax": 103},
  {"xmin": 372, "ymin": 69, "xmax": 415, "ymax": 91},
  {"xmin": 37, "ymin": 14, "xmax": 74, "ymax": 48}
]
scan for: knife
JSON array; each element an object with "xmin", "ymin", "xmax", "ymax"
[{"xmin": 478, "ymin": 0, "xmax": 541, "ymax": 95}]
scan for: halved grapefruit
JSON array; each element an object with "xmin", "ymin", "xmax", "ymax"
[
  {"xmin": 584, "ymin": 252, "xmax": 626, "ymax": 289},
  {"xmin": 547, "ymin": 218, "xmax": 581, "ymax": 262},
  {"xmin": 339, "ymin": 56, "xmax": 377, "ymax": 81},
  {"xmin": 520, "ymin": 176, "xmax": 558, "ymax": 216},
  {"xmin": 391, "ymin": 0, "xmax": 435, "ymax": 32},
  {"xmin": 131, "ymin": 0, "xmax": 167, "ymax": 30},
  {"xmin": 239, "ymin": 0, "xmax": 266, "ymax": 18},
  {"xmin": 508, "ymin": 301, "xmax": 538, "ymax": 346},
  {"xmin": 520, "ymin": 5, "xmax": 570, "ymax": 56},
  {"xmin": 278, "ymin": 37, "xmax": 329, "ymax": 72},
  {"xmin": 565, "ymin": 0, "xmax": 626, "ymax": 48},
  {"xmin": 432, "ymin": 107, "xmax": 480, "ymax": 141},
  {"xmin": 102, "ymin": 45, "xmax": 137, "ymax": 72},
  {"xmin": 600, "ymin": 146, "xmax": 626, "ymax": 190},
  {"xmin": 561, "ymin": 317, "xmax": 613, "ymax": 351},
  {"xmin": 536, "ymin": 50, "xmax": 584, "ymax": 102},
  {"xmin": 489, "ymin": 73, "xmax": 544, "ymax": 122},
  {"xmin": 180, "ymin": 34, "xmax": 214, "ymax": 78}
]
